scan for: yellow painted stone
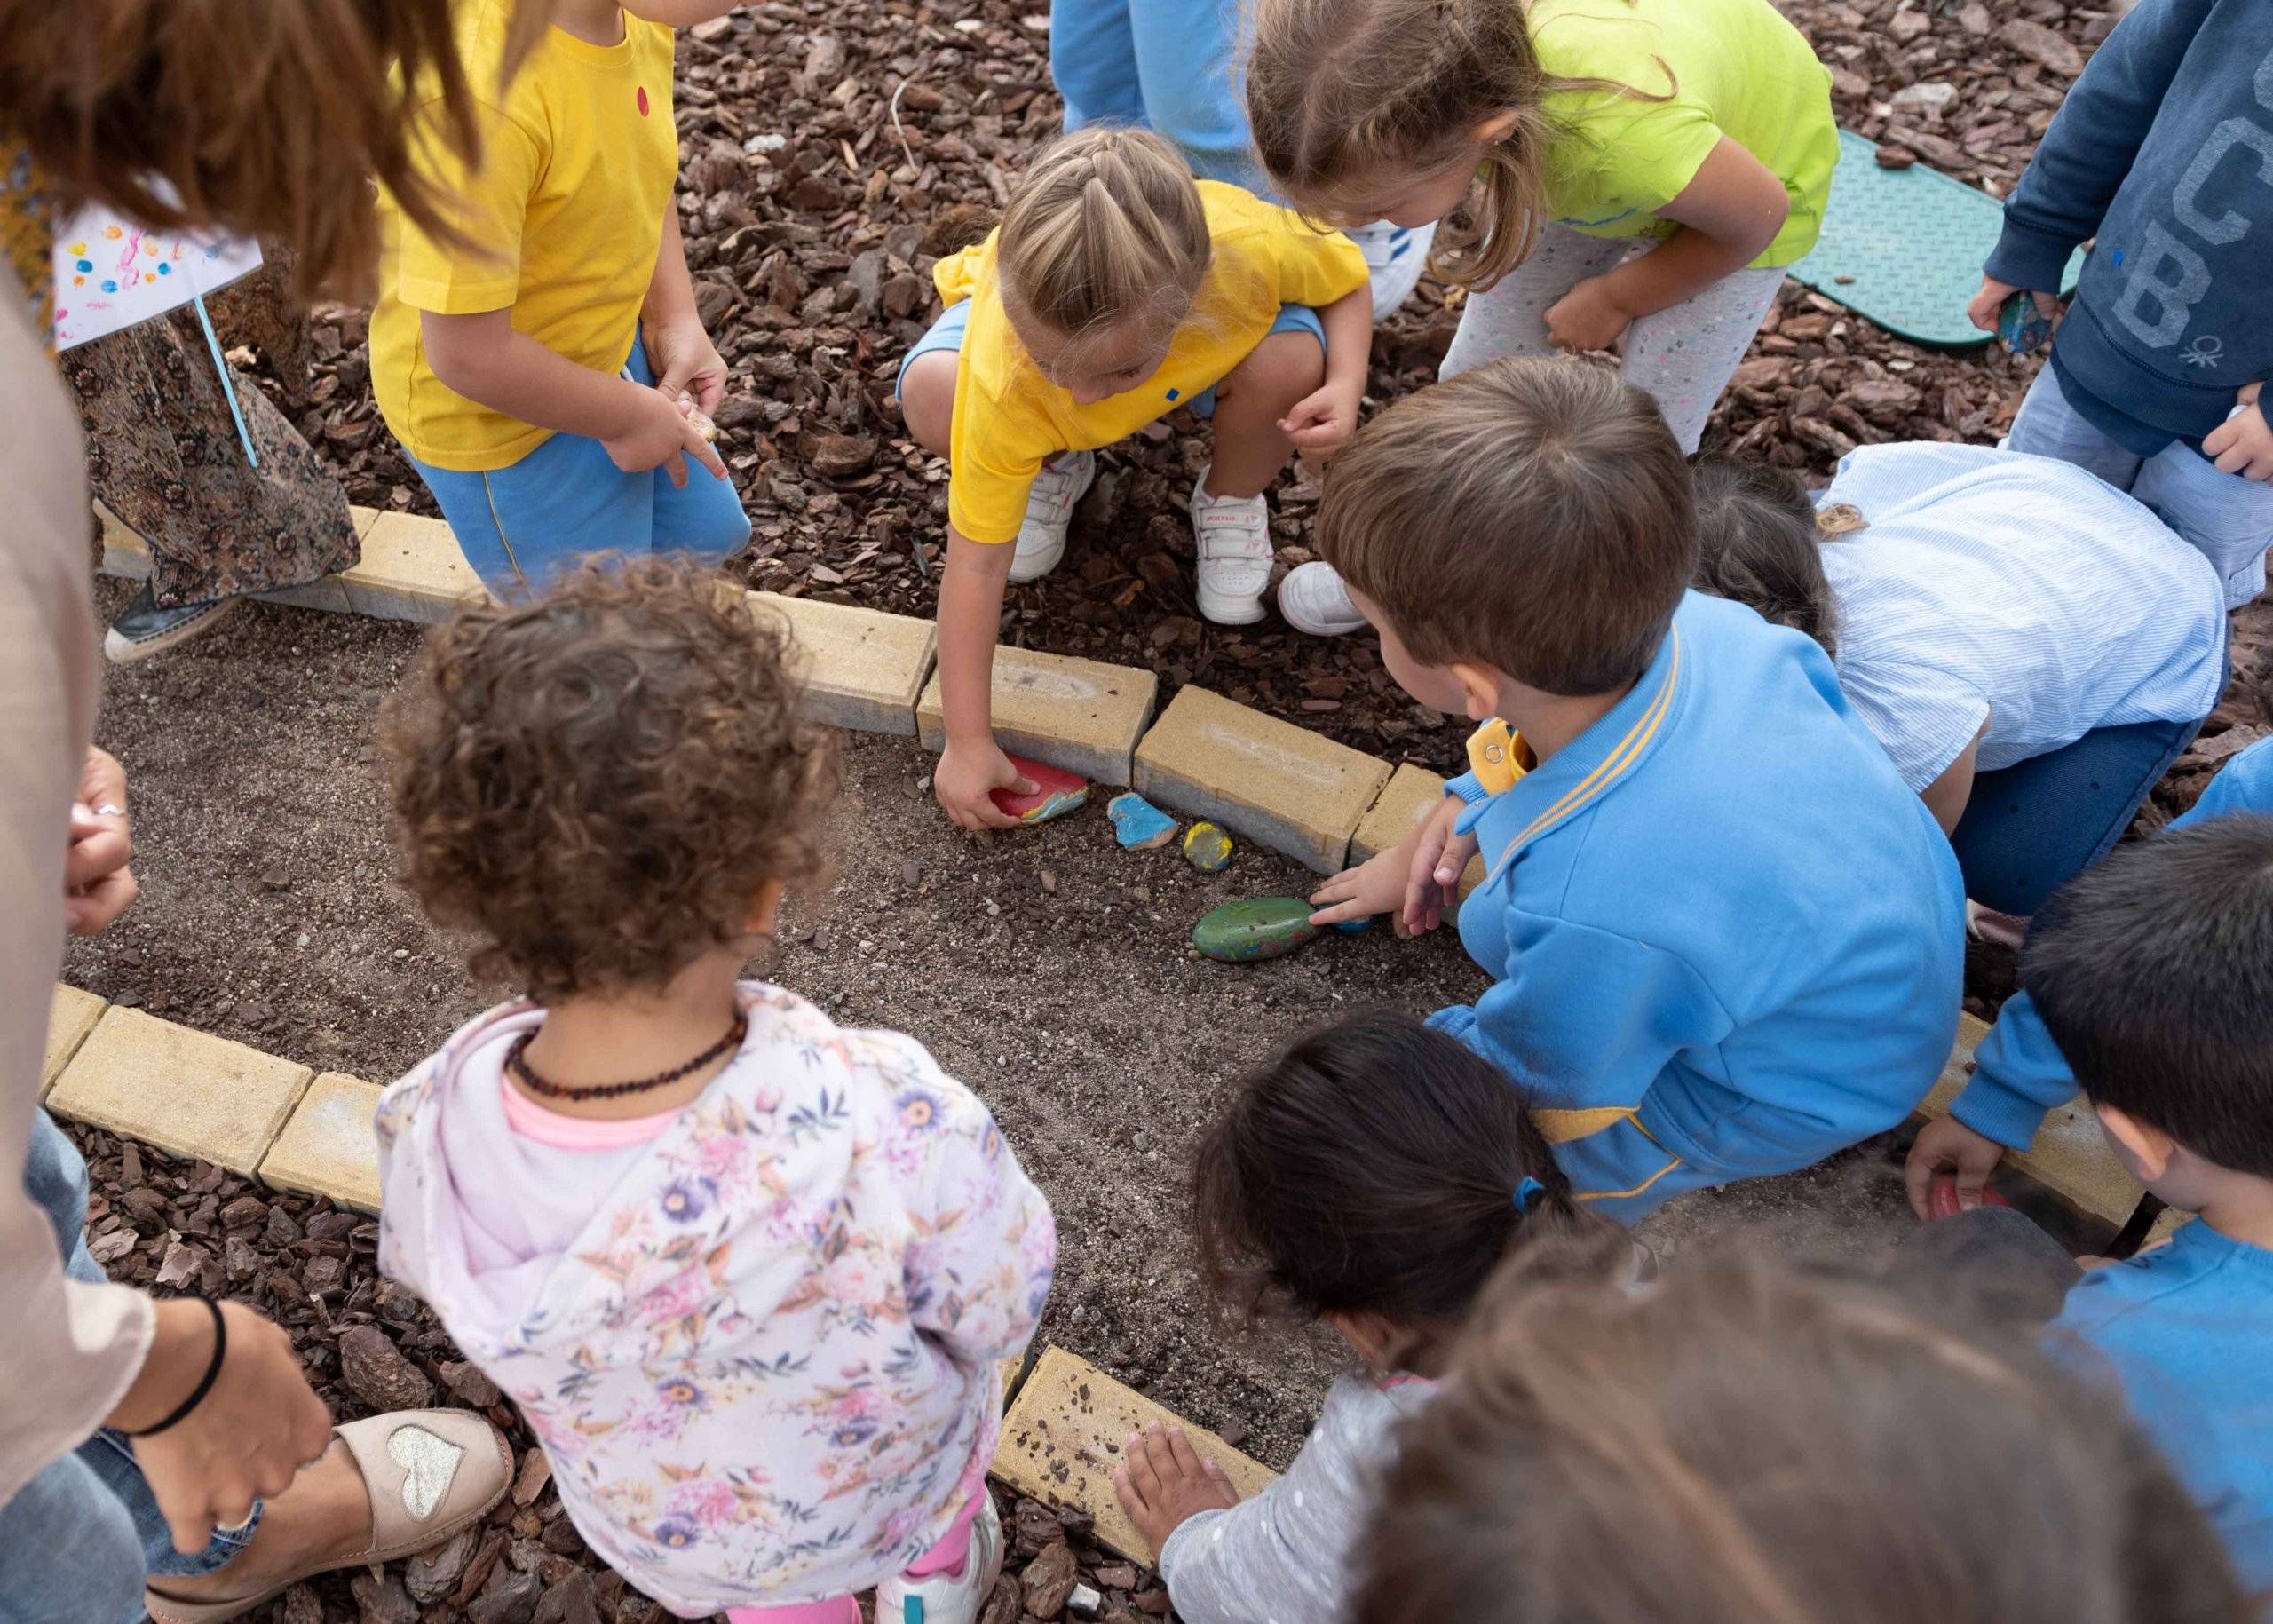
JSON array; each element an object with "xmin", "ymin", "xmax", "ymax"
[
  {"xmin": 1134, "ymin": 686, "xmax": 1391, "ymax": 875},
  {"xmin": 343, "ymin": 511, "xmax": 489, "ymax": 623},
  {"xmin": 992, "ymin": 1346, "xmax": 1276, "ymax": 1566},
  {"xmin": 43, "ymin": 985, "xmax": 106, "ymax": 1097},
  {"xmin": 749, "ymin": 591, "xmax": 937, "ymax": 736},
  {"xmin": 49, "ymin": 1009, "xmax": 312, "ymax": 1176},
  {"xmin": 918, "ymin": 646, "xmax": 1158, "ymax": 785},
  {"xmin": 259, "ymin": 1073, "xmax": 384, "ymax": 1214}
]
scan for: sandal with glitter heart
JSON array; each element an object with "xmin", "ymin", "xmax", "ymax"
[{"xmin": 144, "ymin": 1409, "xmax": 512, "ymax": 1624}]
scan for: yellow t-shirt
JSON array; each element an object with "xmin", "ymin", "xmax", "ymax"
[
  {"xmin": 370, "ymin": 7, "xmax": 678, "ymax": 471},
  {"xmin": 1532, "ymin": 0, "xmax": 1837, "ymax": 269},
  {"xmin": 934, "ymin": 180, "xmax": 1368, "ymax": 545}
]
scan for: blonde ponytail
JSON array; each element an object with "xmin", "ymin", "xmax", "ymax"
[{"xmin": 997, "ymin": 126, "xmax": 1212, "ymax": 344}]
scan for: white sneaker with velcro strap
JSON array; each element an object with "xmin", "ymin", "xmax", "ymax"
[
  {"xmin": 1010, "ymin": 449, "xmax": 1096, "ymax": 583},
  {"xmin": 1189, "ymin": 471, "xmax": 1273, "ymax": 625}
]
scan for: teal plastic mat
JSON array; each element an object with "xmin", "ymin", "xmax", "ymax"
[{"xmin": 1786, "ymin": 130, "xmax": 2085, "ymax": 349}]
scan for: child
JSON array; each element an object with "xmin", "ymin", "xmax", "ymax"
[
  {"xmin": 373, "ymin": 560, "xmax": 1056, "ymax": 1624},
  {"xmin": 1109, "ymin": 1012, "xmax": 1624, "ymax": 1620},
  {"xmin": 1351, "ymin": 1255, "xmax": 2255, "ymax": 1623},
  {"xmin": 371, "ymin": 0, "xmax": 749, "ymax": 594},
  {"xmin": 1907, "ymin": 816, "xmax": 2273, "ymax": 1587},
  {"xmin": 1691, "ymin": 441, "xmax": 2227, "ymax": 915},
  {"xmin": 1244, "ymin": 0, "xmax": 1836, "ymax": 633},
  {"xmin": 1910, "ymin": 736, "xmax": 2273, "ymax": 1214},
  {"xmin": 1970, "ymin": 0, "xmax": 2272, "ymax": 609},
  {"xmin": 1305, "ymin": 359, "xmax": 1966, "ymax": 1223},
  {"xmin": 895, "ymin": 126, "xmax": 1372, "ymax": 829},
  {"xmin": 1045, "ymin": 0, "xmax": 1433, "ymax": 316}
]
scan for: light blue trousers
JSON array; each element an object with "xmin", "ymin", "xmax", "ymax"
[{"xmin": 1049, "ymin": 0, "xmax": 1270, "ymax": 197}]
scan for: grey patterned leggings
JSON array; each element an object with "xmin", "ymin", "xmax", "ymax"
[{"xmin": 1440, "ymin": 222, "xmax": 1787, "ymax": 454}]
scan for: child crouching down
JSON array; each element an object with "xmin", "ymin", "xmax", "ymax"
[
  {"xmin": 896, "ymin": 126, "xmax": 1374, "ymax": 829},
  {"xmin": 372, "ymin": 561, "xmax": 1056, "ymax": 1623},
  {"xmin": 1112, "ymin": 1013, "xmax": 1627, "ymax": 1621},
  {"xmin": 1307, "ymin": 359, "xmax": 1966, "ymax": 1224}
]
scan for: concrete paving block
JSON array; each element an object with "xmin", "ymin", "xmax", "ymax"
[
  {"xmin": 992, "ymin": 1346, "xmax": 1276, "ymax": 1565},
  {"xmin": 2143, "ymin": 1207, "xmax": 2195, "ymax": 1248},
  {"xmin": 1350, "ymin": 763, "xmax": 1485, "ymax": 898},
  {"xmin": 348, "ymin": 505, "xmax": 385, "ymax": 541},
  {"xmin": 44, "ymin": 985, "xmax": 106, "ymax": 1097},
  {"xmin": 749, "ymin": 592, "xmax": 936, "ymax": 735},
  {"xmin": 343, "ymin": 512, "xmax": 488, "ymax": 622},
  {"xmin": 49, "ymin": 1009, "xmax": 312, "ymax": 1176},
  {"xmin": 1917, "ymin": 1011, "xmax": 2142, "ymax": 1229},
  {"xmin": 258, "ymin": 1073, "xmax": 384, "ymax": 1214},
  {"xmin": 917, "ymin": 646, "xmax": 1158, "ymax": 784},
  {"xmin": 1133, "ymin": 686, "xmax": 1392, "ymax": 874}
]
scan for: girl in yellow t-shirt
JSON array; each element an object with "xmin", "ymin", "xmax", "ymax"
[
  {"xmin": 896, "ymin": 127, "xmax": 1372, "ymax": 830},
  {"xmin": 1246, "ymin": 0, "xmax": 1833, "ymax": 591}
]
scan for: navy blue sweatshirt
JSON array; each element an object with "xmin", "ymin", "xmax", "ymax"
[{"xmin": 1984, "ymin": 0, "xmax": 2273, "ymax": 455}]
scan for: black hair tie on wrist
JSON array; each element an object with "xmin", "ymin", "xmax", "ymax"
[{"xmin": 126, "ymin": 1297, "xmax": 226, "ymax": 1438}]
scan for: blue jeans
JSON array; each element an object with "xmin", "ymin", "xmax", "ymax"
[
  {"xmin": 0, "ymin": 1113, "xmax": 257, "ymax": 1624},
  {"xmin": 1049, "ymin": 0, "xmax": 1269, "ymax": 196},
  {"xmin": 406, "ymin": 334, "xmax": 753, "ymax": 596},
  {"xmin": 1951, "ymin": 714, "xmax": 2208, "ymax": 916}
]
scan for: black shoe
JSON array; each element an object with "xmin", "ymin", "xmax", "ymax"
[{"xmin": 104, "ymin": 583, "xmax": 242, "ymax": 665}]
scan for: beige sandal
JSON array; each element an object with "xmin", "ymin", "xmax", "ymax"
[{"xmin": 144, "ymin": 1408, "xmax": 512, "ymax": 1624}]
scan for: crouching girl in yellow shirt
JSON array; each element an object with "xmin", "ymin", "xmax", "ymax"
[{"xmin": 896, "ymin": 127, "xmax": 1371, "ymax": 830}]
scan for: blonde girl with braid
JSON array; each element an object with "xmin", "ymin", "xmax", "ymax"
[
  {"xmin": 896, "ymin": 127, "xmax": 1371, "ymax": 830},
  {"xmin": 1243, "ymin": 0, "xmax": 1840, "ymax": 636}
]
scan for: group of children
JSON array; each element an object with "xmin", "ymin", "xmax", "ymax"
[{"xmin": 352, "ymin": 0, "xmax": 2273, "ymax": 1616}]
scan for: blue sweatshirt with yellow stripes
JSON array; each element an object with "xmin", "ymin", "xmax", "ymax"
[{"xmin": 1430, "ymin": 592, "xmax": 1968, "ymax": 1222}]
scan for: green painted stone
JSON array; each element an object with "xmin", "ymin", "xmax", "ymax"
[{"xmin": 1193, "ymin": 897, "xmax": 1320, "ymax": 963}]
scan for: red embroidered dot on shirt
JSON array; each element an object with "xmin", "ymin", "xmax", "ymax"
[{"xmin": 637, "ymin": 86, "xmax": 651, "ymax": 116}]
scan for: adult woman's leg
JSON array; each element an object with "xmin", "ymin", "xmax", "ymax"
[
  {"xmin": 1049, "ymin": 0, "xmax": 1144, "ymax": 136},
  {"xmin": 1950, "ymin": 716, "xmax": 2210, "ymax": 916}
]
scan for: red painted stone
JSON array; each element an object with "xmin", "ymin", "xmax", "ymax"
[
  {"xmin": 990, "ymin": 756, "xmax": 1090, "ymax": 824},
  {"xmin": 1927, "ymin": 1173, "xmax": 2012, "ymax": 1222}
]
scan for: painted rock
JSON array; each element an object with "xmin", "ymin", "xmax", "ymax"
[
  {"xmin": 991, "ymin": 756, "xmax": 1089, "ymax": 824},
  {"xmin": 1193, "ymin": 897, "xmax": 1320, "ymax": 963},
  {"xmin": 1332, "ymin": 914, "xmax": 1377, "ymax": 934},
  {"xmin": 1183, "ymin": 820, "xmax": 1234, "ymax": 874},
  {"xmin": 1926, "ymin": 1173, "xmax": 2012, "ymax": 1222},
  {"xmin": 1106, "ymin": 792, "xmax": 1179, "ymax": 850}
]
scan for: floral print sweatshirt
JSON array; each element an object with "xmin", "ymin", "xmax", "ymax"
[{"xmin": 375, "ymin": 984, "xmax": 1056, "ymax": 1614}]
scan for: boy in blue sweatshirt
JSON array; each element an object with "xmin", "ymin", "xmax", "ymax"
[
  {"xmin": 1913, "ymin": 814, "xmax": 2273, "ymax": 1587},
  {"xmin": 1971, "ymin": 0, "xmax": 2273, "ymax": 607},
  {"xmin": 1305, "ymin": 358, "xmax": 1967, "ymax": 1223},
  {"xmin": 1910, "ymin": 735, "xmax": 2273, "ymax": 1210}
]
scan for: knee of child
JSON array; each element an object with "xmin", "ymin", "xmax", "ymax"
[
  {"xmin": 1228, "ymin": 329, "xmax": 1326, "ymax": 406},
  {"xmin": 899, "ymin": 352, "xmax": 959, "ymax": 454}
]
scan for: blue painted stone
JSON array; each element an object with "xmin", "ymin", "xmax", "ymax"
[
  {"xmin": 1332, "ymin": 915, "xmax": 1376, "ymax": 934},
  {"xmin": 1107, "ymin": 792, "xmax": 1179, "ymax": 850},
  {"xmin": 1193, "ymin": 898, "xmax": 1320, "ymax": 963}
]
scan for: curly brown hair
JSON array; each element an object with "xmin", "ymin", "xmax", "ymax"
[{"xmin": 384, "ymin": 559, "xmax": 839, "ymax": 1002}]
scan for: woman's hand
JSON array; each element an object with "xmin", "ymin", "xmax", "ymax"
[
  {"xmin": 66, "ymin": 747, "xmax": 137, "ymax": 936},
  {"xmin": 933, "ymin": 737, "xmax": 1034, "ymax": 832}
]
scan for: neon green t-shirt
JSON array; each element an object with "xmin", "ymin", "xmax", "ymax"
[{"xmin": 1532, "ymin": 0, "xmax": 1837, "ymax": 269}]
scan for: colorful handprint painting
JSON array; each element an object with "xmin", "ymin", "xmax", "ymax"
[{"xmin": 51, "ymin": 202, "xmax": 261, "ymax": 350}]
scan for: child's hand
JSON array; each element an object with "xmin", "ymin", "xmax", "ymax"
[
  {"xmin": 1113, "ymin": 1423, "xmax": 1240, "ymax": 1555},
  {"xmin": 1544, "ymin": 275, "xmax": 1635, "ymax": 354},
  {"xmin": 1404, "ymin": 796, "xmax": 1477, "ymax": 936},
  {"xmin": 1310, "ymin": 845, "xmax": 1407, "ymax": 931},
  {"xmin": 645, "ymin": 317, "xmax": 728, "ymax": 417},
  {"xmin": 1966, "ymin": 276, "xmax": 2060, "ymax": 337},
  {"xmin": 934, "ymin": 737, "xmax": 1034, "ymax": 832},
  {"xmin": 2204, "ymin": 384, "xmax": 2273, "ymax": 481},
  {"xmin": 604, "ymin": 382, "xmax": 730, "ymax": 487},
  {"xmin": 1279, "ymin": 377, "xmax": 1364, "ymax": 457},
  {"xmin": 1903, "ymin": 1117, "xmax": 2006, "ymax": 1220}
]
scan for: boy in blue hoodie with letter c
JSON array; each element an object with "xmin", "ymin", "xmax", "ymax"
[
  {"xmin": 1971, "ymin": 0, "xmax": 2273, "ymax": 607},
  {"xmin": 1306, "ymin": 357, "xmax": 1967, "ymax": 1223}
]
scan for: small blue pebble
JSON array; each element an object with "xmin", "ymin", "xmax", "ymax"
[{"xmin": 1333, "ymin": 915, "xmax": 1376, "ymax": 934}]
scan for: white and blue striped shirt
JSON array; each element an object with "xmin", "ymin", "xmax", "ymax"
[{"xmin": 1813, "ymin": 443, "xmax": 2227, "ymax": 792}]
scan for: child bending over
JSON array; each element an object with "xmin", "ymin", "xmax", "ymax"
[
  {"xmin": 373, "ymin": 0, "xmax": 748, "ymax": 593},
  {"xmin": 374, "ymin": 560, "xmax": 1056, "ymax": 1624},
  {"xmin": 1306, "ymin": 359, "xmax": 1965, "ymax": 1223},
  {"xmin": 1243, "ymin": 0, "xmax": 1838, "ymax": 633},
  {"xmin": 1354, "ymin": 1256, "xmax": 2254, "ymax": 1622},
  {"xmin": 1111, "ymin": 1012, "xmax": 1623, "ymax": 1620},
  {"xmin": 1908, "ymin": 813, "xmax": 2273, "ymax": 1587},
  {"xmin": 896, "ymin": 126, "xmax": 1372, "ymax": 828},
  {"xmin": 1691, "ymin": 441, "xmax": 2227, "ymax": 916}
]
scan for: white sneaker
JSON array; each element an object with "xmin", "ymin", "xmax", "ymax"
[
  {"xmin": 1190, "ymin": 471, "xmax": 1273, "ymax": 625},
  {"xmin": 1344, "ymin": 219, "xmax": 1437, "ymax": 320},
  {"xmin": 1278, "ymin": 560, "xmax": 1366, "ymax": 636},
  {"xmin": 1010, "ymin": 450, "xmax": 1096, "ymax": 583},
  {"xmin": 874, "ymin": 1496, "xmax": 1004, "ymax": 1624}
]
